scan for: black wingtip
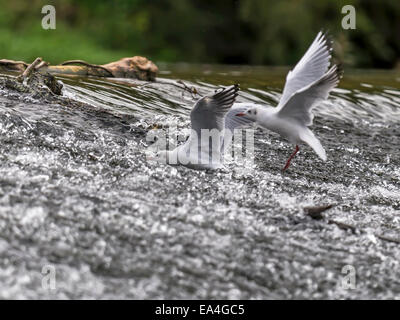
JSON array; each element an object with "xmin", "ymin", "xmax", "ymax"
[
  {"xmin": 213, "ymin": 83, "xmax": 240, "ymax": 107},
  {"xmin": 214, "ymin": 83, "xmax": 240, "ymax": 94},
  {"xmin": 217, "ymin": 83, "xmax": 240, "ymax": 96},
  {"xmin": 336, "ymin": 63, "xmax": 344, "ymax": 79},
  {"xmin": 320, "ymin": 29, "xmax": 333, "ymax": 52},
  {"xmin": 233, "ymin": 83, "xmax": 240, "ymax": 99},
  {"xmin": 229, "ymin": 83, "xmax": 240, "ymax": 91}
]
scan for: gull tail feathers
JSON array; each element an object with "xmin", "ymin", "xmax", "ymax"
[{"xmin": 299, "ymin": 128, "xmax": 327, "ymax": 161}]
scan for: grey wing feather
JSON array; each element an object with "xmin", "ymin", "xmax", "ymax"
[
  {"xmin": 277, "ymin": 31, "xmax": 332, "ymax": 110},
  {"xmin": 277, "ymin": 65, "xmax": 342, "ymax": 126},
  {"xmin": 190, "ymin": 84, "xmax": 239, "ymax": 132}
]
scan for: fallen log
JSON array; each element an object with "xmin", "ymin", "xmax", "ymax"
[{"xmin": 0, "ymin": 56, "xmax": 158, "ymax": 81}]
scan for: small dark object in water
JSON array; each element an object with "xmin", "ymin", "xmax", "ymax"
[
  {"xmin": 375, "ymin": 234, "xmax": 400, "ymax": 245},
  {"xmin": 304, "ymin": 203, "xmax": 357, "ymax": 233},
  {"xmin": 305, "ymin": 204, "xmax": 400, "ymax": 244},
  {"xmin": 304, "ymin": 204, "xmax": 334, "ymax": 220},
  {"xmin": 327, "ymin": 220, "xmax": 357, "ymax": 234}
]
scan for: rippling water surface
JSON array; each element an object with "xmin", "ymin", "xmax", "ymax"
[{"xmin": 0, "ymin": 64, "xmax": 399, "ymax": 299}]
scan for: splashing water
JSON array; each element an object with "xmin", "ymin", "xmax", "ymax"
[{"xmin": 0, "ymin": 64, "xmax": 399, "ymax": 299}]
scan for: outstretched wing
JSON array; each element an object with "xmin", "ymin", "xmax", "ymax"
[
  {"xmin": 277, "ymin": 31, "xmax": 332, "ymax": 110},
  {"xmin": 190, "ymin": 84, "xmax": 239, "ymax": 133},
  {"xmin": 276, "ymin": 65, "xmax": 342, "ymax": 126}
]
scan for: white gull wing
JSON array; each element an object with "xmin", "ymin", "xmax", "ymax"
[
  {"xmin": 299, "ymin": 127, "xmax": 327, "ymax": 161},
  {"xmin": 277, "ymin": 31, "xmax": 332, "ymax": 110},
  {"xmin": 275, "ymin": 65, "xmax": 342, "ymax": 127}
]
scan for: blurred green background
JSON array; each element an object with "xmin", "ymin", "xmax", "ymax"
[{"xmin": 0, "ymin": 0, "xmax": 399, "ymax": 68}]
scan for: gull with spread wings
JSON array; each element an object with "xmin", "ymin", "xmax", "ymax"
[
  {"xmin": 235, "ymin": 31, "xmax": 343, "ymax": 171},
  {"xmin": 154, "ymin": 84, "xmax": 251, "ymax": 170}
]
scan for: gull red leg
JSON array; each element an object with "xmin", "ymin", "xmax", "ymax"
[{"xmin": 282, "ymin": 145, "xmax": 299, "ymax": 171}]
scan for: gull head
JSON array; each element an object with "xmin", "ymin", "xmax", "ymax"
[
  {"xmin": 154, "ymin": 150, "xmax": 170, "ymax": 163},
  {"xmin": 147, "ymin": 150, "xmax": 170, "ymax": 164},
  {"xmin": 235, "ymin": 107, "xmax": 259, "ymax": 121}
]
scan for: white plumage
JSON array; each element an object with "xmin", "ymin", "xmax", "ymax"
[
  {"xmin": 154, "ymin": 84, "xmax": 241, "ymax": 169},
  {"xmin": 235, "ymin": 31, "xmax": 342, "ymax": 170}
]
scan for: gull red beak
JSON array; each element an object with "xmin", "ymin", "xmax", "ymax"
[{"xmin": 235, "ymin": 113, "xmax": 245, "ymax": 117}]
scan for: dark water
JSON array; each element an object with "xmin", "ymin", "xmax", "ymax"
[{"xmin": 0, "ymin": 64, "xmax": 399, "ymax": 299}]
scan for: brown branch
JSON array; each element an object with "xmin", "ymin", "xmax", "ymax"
[
  {"xmin": 176, "ymin": 80, "xmax": 202, "ymax": 98},
  {"xmin": 0, "ymin": 59, "xmax": 29, "ymax": 67},
  {"xmin": 17, "ymin": 57, "xmax": 42, "ymax": 82},
  {"xmin": 59, "ymin": 60, "xmax": 113, "ymax": 76},
  {"xmin": 35, "ymin": 60, "xmax": 49, "ymax": 69}
]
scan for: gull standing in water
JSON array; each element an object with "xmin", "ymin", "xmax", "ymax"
[
  {"xmin": 236, "ymin": 31, "xmax": 342, "ymax": 171},
  {"xmin": 154, "ymin": 84, "xmax": 242, "ymax": 170}
]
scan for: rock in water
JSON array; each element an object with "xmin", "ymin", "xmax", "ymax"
[
  {"xmin": 41, "ymin": 72, "xmax": 63, "ymax": 95},
  {"xmin": 2, "ymin": 70, "xmax": 63, "ymax": 97}
]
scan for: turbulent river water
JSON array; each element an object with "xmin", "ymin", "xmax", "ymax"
[{"xmin": 0, "ymin": 64, "xmax": 399, "ymax": 299}]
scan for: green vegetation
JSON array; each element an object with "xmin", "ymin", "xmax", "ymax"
[{"xmin": 0, "ymin": 0, "xmax": 399, "ymax": 68}]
